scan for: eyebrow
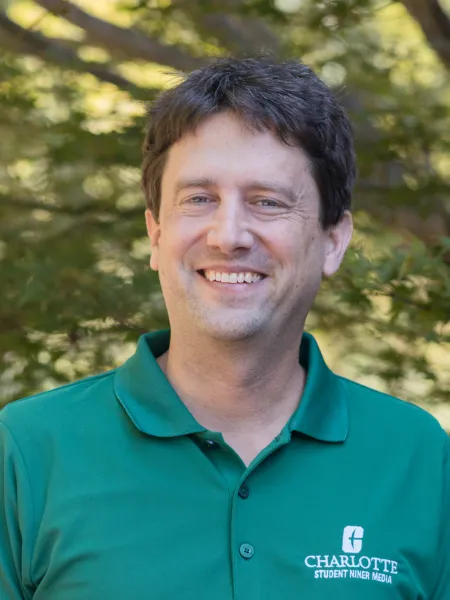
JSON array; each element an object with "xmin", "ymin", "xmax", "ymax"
[
  {"xmin": 245, "ymin": 179, "xmax": 301, "ymax": 204},
  {"xmin": 174, "ymin": 177, "xmax": 216, "ymax": 195},
  {"xmin": 174, "ymin": 177, "xmax": 300, "ymax": 203}
]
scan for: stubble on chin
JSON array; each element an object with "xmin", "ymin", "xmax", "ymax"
[{"xmin": 186, "ymin": 301, "xmax": 267, "ymax": 341}]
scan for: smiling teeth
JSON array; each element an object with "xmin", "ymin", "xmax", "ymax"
[{"xmin": 204, "ymin": 270, "xmax": 262, "ymax": 283}]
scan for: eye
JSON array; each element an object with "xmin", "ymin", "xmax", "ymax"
[
  {"xmin": 187, "ymin": 195, "xmax": 211, "ymax": 205},
  {"xmin": 254, "ymin": 198, "xmax": 284, "ymax": 208}
]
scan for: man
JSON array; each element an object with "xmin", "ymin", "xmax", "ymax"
[{"xmin": 0, "ymin": 57, "xmax": 448, "ymax": 599}]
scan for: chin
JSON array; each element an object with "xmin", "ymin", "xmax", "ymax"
[{"xmin": 194, "ymin": 315, "xmax": 266, "ymax": 342}]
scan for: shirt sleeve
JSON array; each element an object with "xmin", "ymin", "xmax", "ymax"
[
  {"xmin": 431, "ymin": 433, "xmax": 450, "ymax": 599},
  {"xmin": 0, "ymin": 420, "xmax": 34, "ymax": 599}
]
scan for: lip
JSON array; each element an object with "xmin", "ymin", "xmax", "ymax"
[{"xmin": 196, "ymin": 266, "xmax": 267, "ymax": 276}]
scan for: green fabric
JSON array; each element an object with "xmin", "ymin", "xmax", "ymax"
[{"xmin": 0, "ymin": 330, "xmax": 448, "ymax": 599}]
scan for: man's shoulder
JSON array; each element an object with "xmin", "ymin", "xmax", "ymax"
[
  {"xmin": 340, "ymin": 375, "xmax": 447, "ymax": 443},
  {"xmin": 0, "ymin": 369, "xmax": 117, "ymax": 439}
]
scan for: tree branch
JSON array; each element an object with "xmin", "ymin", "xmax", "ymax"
[
  {"xmin": 356, "ymin": 182, "xmax": 450, "ymax": 245},
  {"xmin": 0, "ymin": 196, "xmax": 99, "ymax": 216},
  {"xmin": 400, "ymin": 0, "xmax": 450, "ymax": 70},
  {"xmin": 0, "ymin": 12, "xmax": 146, "ymax": 97},
  {"xmin": 171, "ymin": 0, "xmax": 282, "ymax": 55},
  {"xmin": 201, "ymin": 12, "xmax": 281, "ymax": 55},
  {"xmin": 33, "ymin": 0, "xmax": 205, "ymax": 71},
  {"xmin": 0, "ymin": 195, "xmax": 143, "ymax": 219}
]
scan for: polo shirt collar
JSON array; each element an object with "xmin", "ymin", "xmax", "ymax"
[
  {"xmin": 288, "ymin": 333, "xmax": 348, "ymax": 442},
  {"xmin": 113, "ymin": 330, "xmax": 348, "ymax": 443},
  {"xmin": 114, "ymin": 330, "xmax": 205, "ymax": 438}
]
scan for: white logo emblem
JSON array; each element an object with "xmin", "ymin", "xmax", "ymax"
[
  {"xmin": 342, "ymin": 526, "xmax": 364, "ymax": 553},
  {"xmin": 303, "ymin": 525, "xmax": 398, "ymax": 586}
]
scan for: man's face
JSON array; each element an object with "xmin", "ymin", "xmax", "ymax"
[{"xmin": 146, "ymin": 112, "xmax": 352, "ymax": 341}]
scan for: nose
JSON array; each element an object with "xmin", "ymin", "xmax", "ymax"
[{"xmin": 206, "ymin": 197, "xmax": 254, "ymax": 254}]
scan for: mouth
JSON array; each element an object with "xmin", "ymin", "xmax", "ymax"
[{"xmin": 197, "ymin": 269, "xmax": 267, "ymax": 285}]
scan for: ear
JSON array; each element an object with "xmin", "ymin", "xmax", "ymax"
[
  {"xmin": 323, "ymin": 211, "xmax": 353, "ymax": 278},
  {"xmin": 145, "ymin": 209, "xmax": 161, "ymax": 271}
]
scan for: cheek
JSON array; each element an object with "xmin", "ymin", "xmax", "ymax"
[
  {"xmin": 279, "ymin": 231, "xmax": 325, "ymax": 284},
  {"xmin": 158, "ymin": 230, "xmax": 197, "ymax": 280},
  {"xmin": 275, "ymin": 234, "xmax": 314, "ymax": 266},
  {"xmin": 165, "ymin": 213, "xmax": 203, "ymax": 249}
]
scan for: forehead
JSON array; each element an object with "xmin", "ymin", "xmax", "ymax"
[{"xmin": 161, "ymin": 112, "xmax": 315, "ymax": 191}]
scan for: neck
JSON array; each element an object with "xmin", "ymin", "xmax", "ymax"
[{"xmin": 158, "ymin": 328, "xmax": 306, "ymax": 436}]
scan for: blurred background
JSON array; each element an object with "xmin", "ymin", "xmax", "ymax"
[{"xmin": 0, "ymin": 0, "xmax": 449, "ymax": 426}]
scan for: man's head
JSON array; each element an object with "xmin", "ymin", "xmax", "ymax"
[{"xmin": 142, "ymin": 57, "xmax": 355, "ymax": 342}]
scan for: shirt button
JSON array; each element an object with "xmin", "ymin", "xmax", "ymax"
[
  {"xmin": 238, "ymin": 484, "xmax": 250, "ymax": 499},
  {"xmin": 239, "ymin": 543, "xmax": 254, "ymax": 559},
  {"xmin": 204, "ymin": 439, "xmax": 219, "ymax": 449}
]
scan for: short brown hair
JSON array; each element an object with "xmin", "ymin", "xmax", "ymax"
[{"xmin": 141, "ymin": 56, "xmax": 356, "ymax": 229}]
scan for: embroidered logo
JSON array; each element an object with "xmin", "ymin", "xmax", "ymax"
[
  {"xmin": 342, "ymin": 526, "xmax": 364, "ymax": 553},
  {"xmin": 303, "ymin": 526, "xmax": 398, "ymax": 585}
]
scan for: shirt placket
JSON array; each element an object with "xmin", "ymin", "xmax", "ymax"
[{"xmin": 196, "ymin": 429, "xmax": 291, "ymax": 600}]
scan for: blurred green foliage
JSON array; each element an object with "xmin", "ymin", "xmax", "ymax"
[{"xmin": 0, "ymin": 0, "xmax": 449, "ymax": 405}]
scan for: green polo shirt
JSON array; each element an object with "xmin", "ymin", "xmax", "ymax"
[{"xmin": 0, "ymin": 330, "xmax": 449, "ymax": 599}]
